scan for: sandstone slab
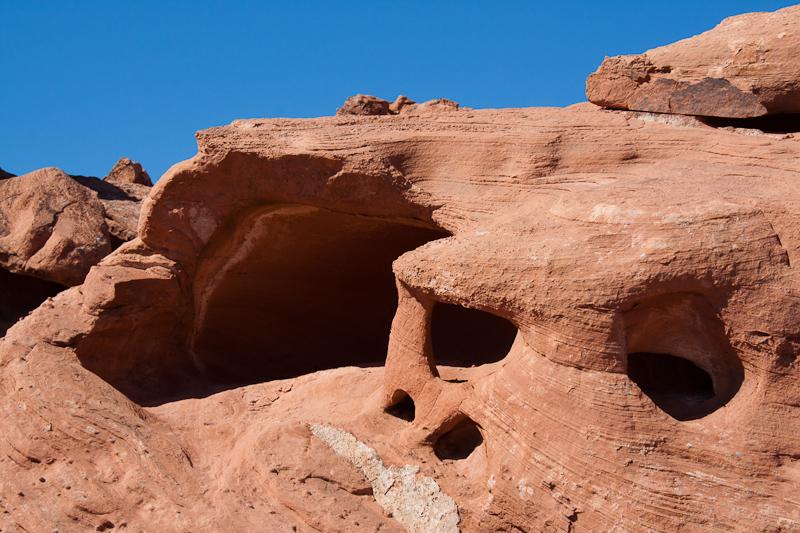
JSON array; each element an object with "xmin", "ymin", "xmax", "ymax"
[{"xmin": 586, "ymin": 5, "xmax": 800, "ymax": 117}]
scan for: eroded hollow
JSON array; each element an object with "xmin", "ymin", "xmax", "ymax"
[
  {"xmin": 385, "ymin": 390, "xmax": 416, "ymax": 422},
  {"xmin": 191, "ymin": 204, "xmax": 449, "ymax": 385},
  {"xmin": 627, "ymin": 352, "xmax": 715, "ymax": 418},
  {"xmin": 434, "ymin": 416, "xmax": 484, "ymax": 461},
  {"xmin": 431, "ymin": 302, "xmax": 518, "ymax": 367},
  {"xmin": 0, "ymin": 269, "xmax": 66, "ymax": 336},
  {"xmin": 624, "ymin": 293, "xmax": 743, "ymax": 421}
]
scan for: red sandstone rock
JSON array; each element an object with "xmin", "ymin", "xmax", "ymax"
[
  {"xmin": 105, "ymin": 157, "xmax": 153, "ymax": 186},
  {"xmin": 337, "ymin": 93, "xmax": 394, "ymax": 115},
  {"xmin": 0, "ymin": 167, "xmax": 114, "ymax": 287},
  {"xmin": 586, "ymin": 5, "xmax": 800, "ymax": 117},
  {"xmin": 1, "ymin": 101, "xmax": 800, "ymax": 532}
]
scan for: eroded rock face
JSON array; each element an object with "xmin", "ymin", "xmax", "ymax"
[
  {"xmin": 1, "ymin": 101, "xmax": 800, "ymax": 532},
  {"xmin": 586, "ymin": 5, "xmax": 800, "ymax": 117}
]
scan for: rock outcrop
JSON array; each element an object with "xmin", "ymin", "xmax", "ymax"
[
  {"xmin": 586, "ymin": 4, "xmax": 800, "ymax": 117},
  {"xmin": 105, "ymin": 157, "xmax": 153, "ymax": 186},
  {"xmin": 0, "ymin": 161, "xmax": 152, "ymax": 336}
]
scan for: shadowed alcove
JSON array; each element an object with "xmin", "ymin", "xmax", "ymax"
[
  {"xmin": 191, "ymin": 204, "xmax": 449, "ymax": 385},
  {"xmin": 431, "ymin": 302, "xmax": 518, "ymax": 367},
  {"xmin": 0, "ymin": 269, "xmax": 66, "ymax": 336},
  {"xmin": 624, "ymin": 293, "xmax": 743, "ymax": 421}
]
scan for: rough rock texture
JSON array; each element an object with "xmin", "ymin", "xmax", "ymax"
[
  {"xmin": 586, "ymin": 5, "xmax": 800, "ymax": 117},
  {"xmin": 1, "ymin": 101, "xmax": 799, "ymax": 532},
  {"xmin": 337, "ymin": 94, "xmax": 462, "ymax": 116},
  {"xmin": 0, "ymin": 163, "xmax": 152, "ymax": 336}
]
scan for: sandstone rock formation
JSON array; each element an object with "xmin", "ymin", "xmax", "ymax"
[
  {"xmin": 3, "ymin": 8, "xmax": 800, "ymax": 533},
  {"xmin": 586, "ymin": 4, "xmax": 800, "ymax": 118},
  {"xmin": 1, "ymin": 99, "xmax": 799, "ymax": 532},
  {"xmin": 0, "ymin": 161, "xmax": 151, "ymax": 336}
]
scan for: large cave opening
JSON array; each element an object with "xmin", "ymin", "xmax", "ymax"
[{"xmin": 191, "ymin": 204, "xmax": 448, "ymax": 386}]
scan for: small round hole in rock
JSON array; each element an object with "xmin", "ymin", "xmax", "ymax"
[
  {"xmin": 627, "ymin": 352, "xmax": 715, "ymax": 421},
  {"xmin": 386, "ymin": 390, "xmax": 415, "ymax": 422},
  {"xmin": 434, "ymin": 416, "xmax": 484, "ymax": 461},
  {"xmin": 431, "ymin": 303, "xmax": 517, "ymax": 367}
]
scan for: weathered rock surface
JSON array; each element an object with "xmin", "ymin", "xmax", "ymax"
[
  {"xmin": 0, "ymin": 162, "xmax": 152, "ymax": 336},
  {"xmin": 586, "ymin": 5, "xmax": 800, "ymax": 117},
  {"xmin": 1, "ymin": 100, "xmax": 799, "ymax": 532}
]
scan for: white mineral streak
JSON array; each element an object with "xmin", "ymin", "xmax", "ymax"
[{"xmin": 309, "ymin": 424, "xmax": 460, "ymax": 533}]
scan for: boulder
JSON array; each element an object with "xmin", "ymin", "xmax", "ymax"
[
  {"xmin": 1, "ymin": 102, "xmax": 800, "ymax": 532},
  {"xmin": 586, "ymin": 5, "xmax": 800, "ymax": 117},
  {"xmin": 0, "ymin": 167, "xmax": 115, "ymax": 287},
  {"xmin": 105, "ymin": 156, "xmax": 153, "ymax": 186},
  {"xmin": 336, "ymin": 93, "xmax": 393, "ymax": 115}
]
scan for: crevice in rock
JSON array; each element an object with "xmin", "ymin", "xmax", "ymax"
[
  {"xmin": 431, "ymin": 302, "xmax": 518, "ymax": 367},
  {"xmin": 385, "ymin": 390, "xmax": 415, "ymax": 422},
  {"xmin": 434, "ymin": 416, "xmax": 484, "ymax": 461},
  {"xmin": 696, "ymin": 113, "xmax": 800, "ymax": 134},
  {"xmin": 190, "ymin": 204, "xmax": 449, "ymax": 387}
]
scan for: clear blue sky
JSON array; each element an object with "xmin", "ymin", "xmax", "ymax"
[{"xmin": 1, "ymin": 1, "xmax": 796, "ymax": 181}]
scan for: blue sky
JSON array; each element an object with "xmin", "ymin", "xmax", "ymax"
[{"xmin": 1, "ymin": 1, "xmax": 796, "ymax": 181}]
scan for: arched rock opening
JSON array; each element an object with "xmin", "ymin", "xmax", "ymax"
[
  {"xmin": 431, "ymin": 302, "xmax": 518, "ymax": 367},
  {"xmin": 434, "ymin": 416, "xmax": 484, "ymax": 461},
  {"xmin": 624, "ymin": 293, "xmax": 743, "ymax": 421},
  {"xmin": 385, "ymin": 389, "xmax": 416, "ymax": 422},
  {"xmin": 191, "ymin": 204, "xmax": 448, "ymax": 385}
]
